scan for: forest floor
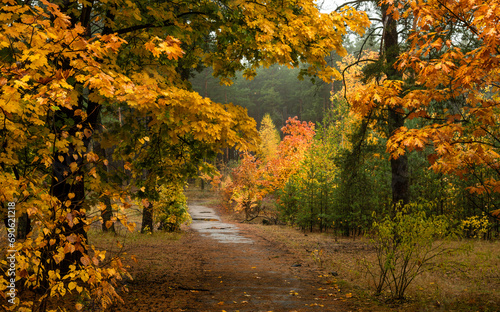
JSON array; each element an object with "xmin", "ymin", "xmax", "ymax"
[
  {"xmin": 105, "ymin": 187, "xmax": 499, "ymax": 312},
  {"xmin": 110, "ymin": 209, "xmax": 358, "ymax": 312},
  {"xmin": 10, "ymin": 187, "xmax": 499, "ymax": 311}
]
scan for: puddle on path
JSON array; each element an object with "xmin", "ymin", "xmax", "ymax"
[{"xmin": 189, "ymin": 204, "xmax": 253, "ymax": 244}]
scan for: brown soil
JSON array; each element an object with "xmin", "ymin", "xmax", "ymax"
[
  {"xmin": 6, "ymin": 189, "xmax": 499, "ymax": 312},
  {"xmin": 112, "ymin": 210, "xmax": 355, "ymax": 312}
]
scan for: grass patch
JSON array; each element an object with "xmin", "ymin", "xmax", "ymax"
[
  {"xmin": 88, "ymin": 228, "xmax": 183, "ymax": 250},
  {"xmin": 253, "ymin": 223, "xmax": 500, "ymax": 311},
  {"xmin": 185, "ymin": 184, "xmax": 219, "ymax": 207}
]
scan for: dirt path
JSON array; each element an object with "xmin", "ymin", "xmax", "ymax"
[{"xmin": 114, "ymin": 204, "xmax": 352, "ymax": 312}]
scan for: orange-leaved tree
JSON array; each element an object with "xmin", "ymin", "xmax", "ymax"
[
  {"xmin": 370, "ymin": 0, "xmax": 500, "ymax": 218},
  {"xmin": 267, "ymin": 117, "xmax": 316, "ymax": 191},
  {"xmin": 217, "ymin": 117, "xmax": 316, "ymax": 221},
  {"xmin": 0, "ymin": 1, "xmax": 160, "ymax": 310},
  {"xmin": 348, "ymin": 0, "xmax": 500, "ymax": 218}
]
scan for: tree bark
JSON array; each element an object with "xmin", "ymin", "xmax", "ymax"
[
  {"xmin": 141, "ymin": 201, "xmax": 154, "ymax": 233},
  {"xmin": 381, "ymin": 2, "xmax": 410, "ymax": 208},
  {"xmin": 45, "ymin": 0, "xmax": 95, "ymax": 278},
  {"xmin": 92, "ymin": 117, "xmax": 116, "ymax": 233},
  {"xmin": 16, "ymin": 212, "xmax": 30, "ymax": 240}
]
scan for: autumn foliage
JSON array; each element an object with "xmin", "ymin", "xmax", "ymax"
[
  {"xmin": 0, "ymin": 0, "xmax": 369, "ymax": 310},
  {"xmin": 213, "ymin": 117, "xmax": 315, "ymax": 221},
  {"xmin": 350, "ymin": 0, "xmax": 500, "ymax": 217},
  {"xmin": 6, "ymin": 0, "xmax": 500, "ymax": 309}
]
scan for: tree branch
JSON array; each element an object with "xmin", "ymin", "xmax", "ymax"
[
  {"xmin": 113, "ymin": 11, "xmax": 208, "ymax": 35},
  {"xmin": 342, "ymin": 58, "xmax": 378, "ymax": 104},
  {"xmin": 335, "ymin": 0, "xmax": 373, "ymax": 12}
]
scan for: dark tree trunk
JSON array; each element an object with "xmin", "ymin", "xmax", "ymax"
[
  {"xmin": 94, "ymin": 136, "xmax": 115, "ymax": 233},
  {"xmin": 44, "ymin": 0, "xmax": 95, "ymax": 279},
  {"xmin": 89, "ymin": 101, "xmax": 116, "ymax": 233},
  {"xmin": 101, "ymin": 196, "xmax": 115, "ymax": 232},
  {"xmin": 141, "ymin": 201, "xmax": 154, "ymax": 233},
  {"xmin": 100, "ymin": 149, "xmax": 116, "ymax": 232},
  {"xmin": 381, "ymin": 2, "xmax": 410, "ymax": 208},
  {"xmin": 141, "ymin": 167, "xmax": 154, "ymax": 234},
  {"xmin": 16, "ymin": 212, "xmax": 30, "ymax": 240},
  {"xmin": 99, "ymin": 7, "xmax": 118, "ymax": 232},
  {"xmin": 47, "ymin": 126, "xmax": 88, "ymax": 291},
  {"xmin": 389, "ymin": 108, "xmax": 409, "ymax": 207}
]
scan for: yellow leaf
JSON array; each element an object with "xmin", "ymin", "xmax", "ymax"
[
  {"xmin": 70, "ymin": 162, "xmax": 78, "ymax": 172},
  {"xmin": 68, "ymin": 282, "xmax": 76, "ymax": 290},
  {"xmin": 126, "ymin": 222, "xmax": 136, "ymax": 232}
]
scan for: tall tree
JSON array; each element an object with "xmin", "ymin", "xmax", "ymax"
[
  {"xmin": 380, "ymin": 0, "xmax": 409, "ymax": 207},
  {"xmin": 344, "ymin": 0, "xmax": 412, "ymax": 208},
  {"xmin": 257, "ymin": 114, "xmax": 280, "ymax": 162},
  {"xmin": 382, "ymin": 0, "xmax": 500, "ymax": 218}
]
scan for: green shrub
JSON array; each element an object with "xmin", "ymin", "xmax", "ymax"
[
  {"xmin": 154, "ymin": 183, "xmax": 191, "ymax": 232},
  {"xmin": 366, "ymin": 205, "xmax": 455, "ymax": 300}
]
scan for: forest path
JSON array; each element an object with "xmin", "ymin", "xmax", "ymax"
[
  {"xmin": 189, "ymin": 204, "xmax": 253, "ymax": 244},
  {"xmin": 115, "ymin": 203, "xmax": 351, "ymax": 312}
]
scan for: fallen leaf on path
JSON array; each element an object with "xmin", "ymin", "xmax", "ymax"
[{"xmin": 309, "ymin": 303, "xmax": 324, "ymax": 307}]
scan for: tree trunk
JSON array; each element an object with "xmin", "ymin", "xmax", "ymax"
[
  {"xmin": 91, "ymin": 106, "xmax": 116, "ymax": 233},
  {"xmin": 16, "ymin": 212, "xmax": 30, "ymax": 240},
  {"xmin": 102, "ymin": 150, "xmax": 116, "ymax": 232},
  {"xmin": 44, "ymin": 0, "xmax": 95, "ymax": 278},
  {"xmin": 141, "ymin": 177, "xmax": 154, "ymax": 233},
  {"xmin": 388, "ymin": 108, "xmax": 409, "ymax": 207},
  {"xmin": 381, "ymin": 2, "xmax": 410, "ymax": 208},
  {"xmin": 141, "ymin": 201, "xmax": 154, "ymax": 233},
  {"xmin": 50, "ymin": 124, "xmax": 89, "ymax": 275}
]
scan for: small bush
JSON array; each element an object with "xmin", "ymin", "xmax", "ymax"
[
  {"xmin": 460, "ymin": 213, "xmax": 490, "ymax": 239},
  {"xmin": 366, "ymin": 205, "xmax": 456, "ymax": 300},
  {"xmin": 154, "ymin": 183, "xmax": 191, "ymax": 232}
]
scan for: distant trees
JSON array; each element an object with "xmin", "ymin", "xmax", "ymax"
[
  {"xmin": 212, "ymin": 117, "xmax": 315, "ymax": 222},
  {"xmin": 190, "ymin": 65, "xmax": 335, "ymax": 127}
]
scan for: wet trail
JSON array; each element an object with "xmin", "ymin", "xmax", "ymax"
[
  {"xmin": 183, "ymin": 204, "xmax": 346, "ymax": 312},
  {"xmin": 190, "ymin": 204, "xmax": 253, "ymax": 244},
  {"xmin": 115, "ymin": 204, "xmax": 349, "ymax": 312}
]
